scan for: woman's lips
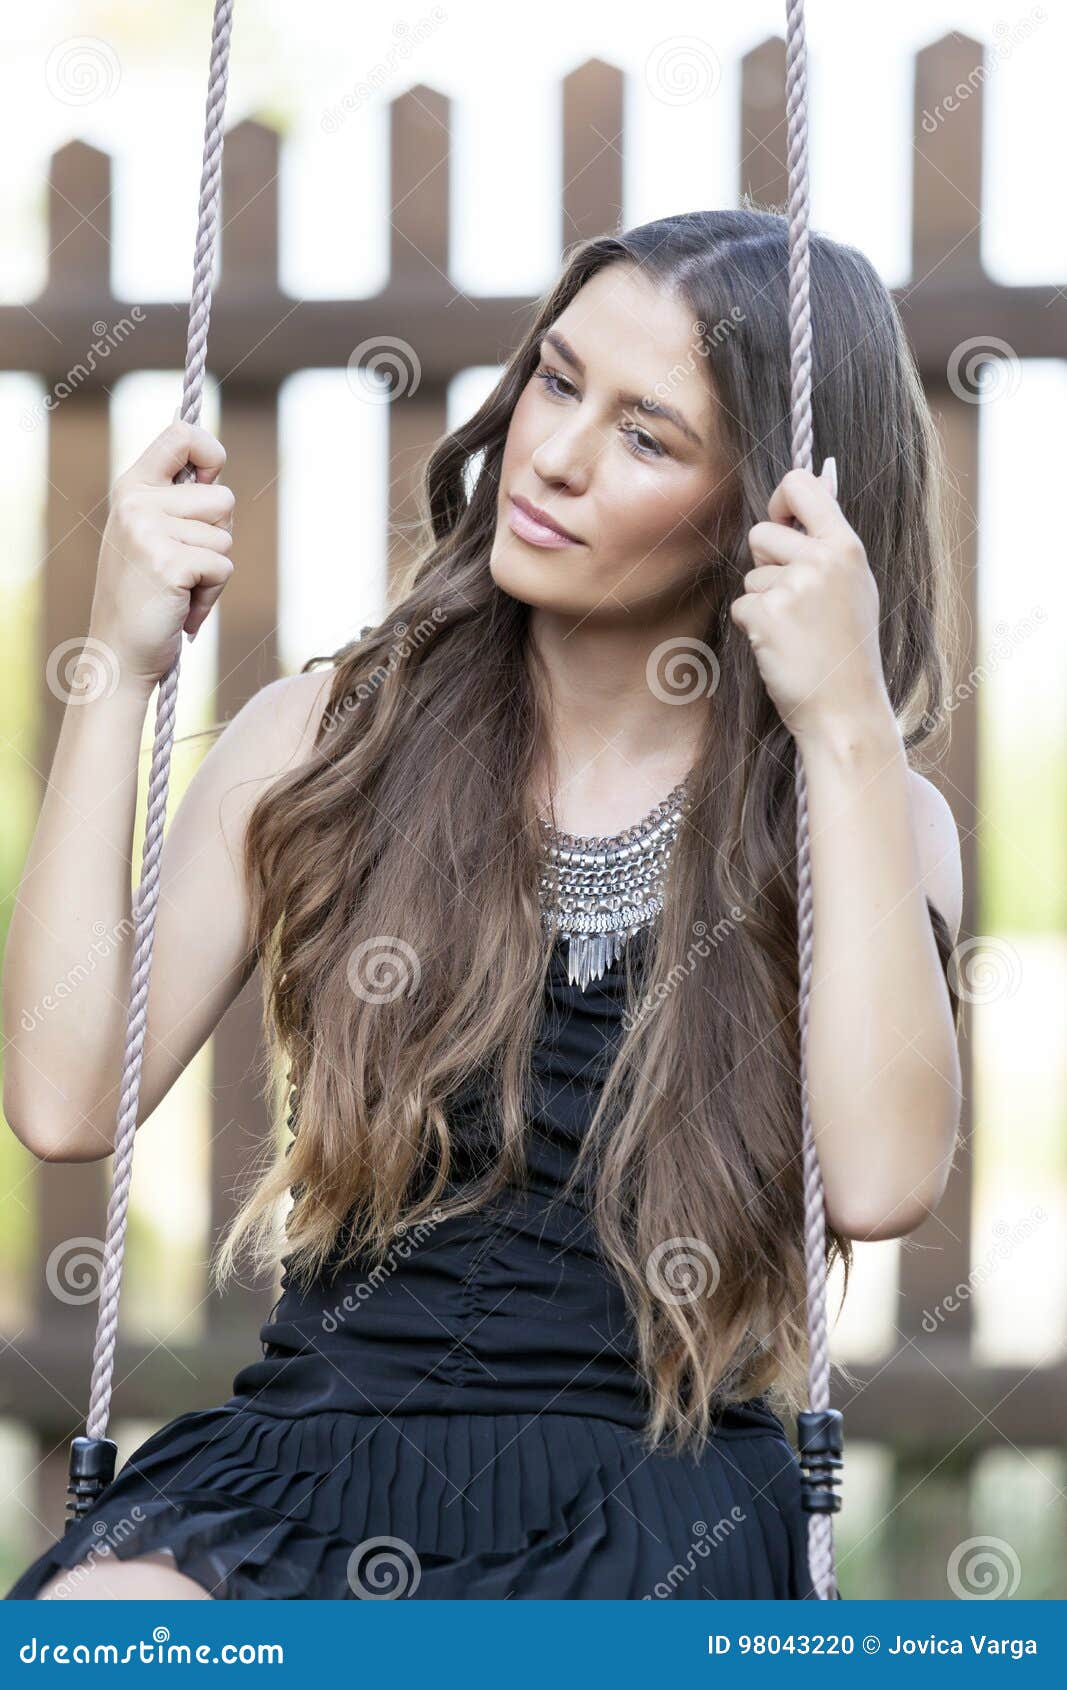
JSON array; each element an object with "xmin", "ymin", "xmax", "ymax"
[{"xmin": 507, "ymin": 494, "xmax": 583, "ymax": 549}]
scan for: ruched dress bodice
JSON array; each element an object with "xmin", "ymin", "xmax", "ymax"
[{"xmin": 226, "ymin": 929, "xmax": 781, "ymax": 1439}]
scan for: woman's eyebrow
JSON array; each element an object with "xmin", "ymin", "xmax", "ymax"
[{"xmin": 540, "ymin": 330, "xmax": 705, "ymax": 448}]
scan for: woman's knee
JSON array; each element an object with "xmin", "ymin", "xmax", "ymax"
[{"xmin": 35, "ymin": 1549, "xmax": 213, "ymax": 1600}]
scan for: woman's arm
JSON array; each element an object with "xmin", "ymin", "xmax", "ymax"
[
  {"xmin": 797, "ymin": 697, "xmax": 964, "ymax": 1242},
  {"xmin": 2, "ymin": 666, "xmax": 333, "ymax": 1163}
]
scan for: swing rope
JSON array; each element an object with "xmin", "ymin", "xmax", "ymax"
[
  {"xmin": 784, "ymin": 0, "xmax": 844, "ymax": 1601},
  {"xmin": 66, "ymin": 0, "xmax": 843, "ymax": 1600},
  {"xmin": 64, "ymin": 0, "xmax": 237, "ymax": 1525}
]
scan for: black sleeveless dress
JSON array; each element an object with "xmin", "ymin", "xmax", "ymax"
[{"xmin": 6, "ymin": 931, "xmax": 819, "ymax": 1601}]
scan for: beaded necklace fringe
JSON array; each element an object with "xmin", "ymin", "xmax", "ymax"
[{"xmin": 537, "ymin": 776, "xmax": 693, "ymax": 991}]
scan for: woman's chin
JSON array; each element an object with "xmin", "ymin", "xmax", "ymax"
[{"xmin": 489, "ymin": 544, "xmax": 583, "ymax": 613}]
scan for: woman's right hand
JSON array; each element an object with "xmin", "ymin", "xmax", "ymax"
[{"xmin": 88, "ymin": 418, "xmax": 236, "ymax": 694}]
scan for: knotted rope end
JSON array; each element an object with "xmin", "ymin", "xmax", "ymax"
[{"xmin": 64, "ymin": 1435, "xmax": 118, "ymax": 1531}]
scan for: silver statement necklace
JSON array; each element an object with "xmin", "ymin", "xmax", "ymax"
[{"xmin": 537, "ymin": 774, "xmax": 694, "ymax": 991}]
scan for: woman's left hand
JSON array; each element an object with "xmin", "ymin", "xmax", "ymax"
[{"xmin": 730, "ymin": 464, "xmax": 891, "ymax": 744}]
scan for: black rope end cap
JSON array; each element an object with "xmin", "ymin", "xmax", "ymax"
[
  {"xmin": 796, "ymin": 1407, "xmax": 844, "ymax": 1515},
  {"xmin": 65, "ymin": 1435, "xmax": 118, "ymax": 1530}
]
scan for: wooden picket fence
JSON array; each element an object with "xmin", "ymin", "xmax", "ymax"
[{"xmin": 1, "ymin": 33, "xmax": 1063, "ymax": 1594}]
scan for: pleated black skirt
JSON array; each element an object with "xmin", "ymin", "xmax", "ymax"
[{"xmin": 5, "ymin": 1401, "xmax": 820, "ymax": 1600}]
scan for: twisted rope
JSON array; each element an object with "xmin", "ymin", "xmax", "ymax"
[
  {"xmin": 784, "ymin": 0, "xmax": 841, "ymax": 1600},
  {"xmin": 67, "ymin": 0, "xmax": 236, "ymax": 1522}
]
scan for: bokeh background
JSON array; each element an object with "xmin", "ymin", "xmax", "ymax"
[{"xmin": 0, "ymin": 0, "xmax": 1064, "ymax": 1599}]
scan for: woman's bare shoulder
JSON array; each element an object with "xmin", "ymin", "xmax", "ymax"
[
  {"xmin": 221, "ymin": 665, "xmax": 338, "ymax": 780},
  {"xmin": 185, "ymin": 666, "xmax": 340, "ymax": 861}
]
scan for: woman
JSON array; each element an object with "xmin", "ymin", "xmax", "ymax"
[{"xmin": 4, "ymin": 208, "xmax": 964, "ymax": 1600}]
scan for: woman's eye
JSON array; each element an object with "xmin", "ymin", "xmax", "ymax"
[
  {"xmin": 533, "ymin": 366, "xmax": 666, "ymax": 460},
  {"xmin": 621, "ymin": 421, "xmax": 665, "ymax": 460},
  {"xmin": 534, "ymin": 366, "xmax": 576, "ymax": 401}
]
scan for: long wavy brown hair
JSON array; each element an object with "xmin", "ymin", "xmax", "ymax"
[{"xmin": 210, "ymin": 206, "xmax": 963, "ymax": 1455}]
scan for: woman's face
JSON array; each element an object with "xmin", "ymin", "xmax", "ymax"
[{"xmin": 490, "ymin": 263, "xmax": 733, "ymax": 623}]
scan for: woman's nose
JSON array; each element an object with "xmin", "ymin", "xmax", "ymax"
[{"xmin": 531, "ymin": 422, "xmax": 596, "ymax": 490}]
